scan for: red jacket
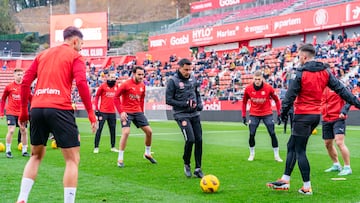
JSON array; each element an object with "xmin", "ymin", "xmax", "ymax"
[
  {"xmin": 321, "ymin": 87, "xmax": 349, "ymax": 122},
  {"xmin": 282, "ymin": 61, "xmax": 360, "ymax": 116}
]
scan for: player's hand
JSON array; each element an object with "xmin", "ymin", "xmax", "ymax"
[
  {"xmin": 339, "ymin": 113, "xmax": 347, "ymax": 120},
  {"xmin": 243, "ymin": 117, "xmax": 247, "ymax": 126},
  {"xmin": 120, "ymin": 112, "xmax": 128, "ymax": 121},
  {"xmin": 280, "ymin": 112, "xmax": 288, "ymax": 123},
  {"xmin": 18, "ymin": 108, "xmax": 29, "ymax": 127},
  {"xmin": 187, "ymin": 99, "xmax": 197, "ymax": 109},
  {"xmin": 277, "ymin": 116, "xmax": 281, "ymax": 125},
  {"xmin": 95, "ymin": 110, "xmax": 102, "ymax": 120},
  {"xmin": 91, "ymin": 121, "xmax": 98, "ymax": 133},
  {"xmin": 196, "ymin": 103, "xmax": 203, "ymax": 111}
]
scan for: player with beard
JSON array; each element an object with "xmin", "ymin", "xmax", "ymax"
[
  {"xmin": 93, "ymin": 72, "xmax": 118, "ymax": 153},
  {"xmin": 166, "ymin": 58, "xmax": 204, "ymax": 178},
  {"xmin": 267, "ymin": 44, "xmax": 360, "ymax": 195},
  {"xmin": 114, "ymin": 66, "xmax": 156, "ymax": 167},
  {"xmin": 242, "ymin": 70, "xmax": 282, "ymax": 162}
]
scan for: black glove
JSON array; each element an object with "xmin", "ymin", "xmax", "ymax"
[
  {"xmin": 277, "ymin": 116, "xmax": 281, "ymax": 125},
  {"xmin": 243, "ymin": 117, "xmax": 247, "ymax": 126},
  {"xmin": 196, "ymin": 103, "xmax": 203, "ymax": 111},
  {"xmin": 187, "ymin": 99, "xmax": 197, "ymax": 109},
  {"xmin": 280, "ymin": 112, "xmax": 288, "ymax": 123}
]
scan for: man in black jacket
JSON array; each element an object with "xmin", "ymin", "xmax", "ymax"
[{"xmin": 166, "ymin": 58, "xmax": 204, "ymax": 178}]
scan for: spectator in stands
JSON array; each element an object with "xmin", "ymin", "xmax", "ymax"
[
  {"xmin": 337, "ymin": 34, "xmax": 344, "ymax": 44},
  {"xmin": 291, "ymin": 42, "xmax": 297, "ymax": 53},
  {"xmin": 2, "ymin": 61, "xmax": 7, "ymax": 71},
  {"xmin": 169, "ymin": 54, "xmax": 177, "ymax": 62},
  {"xmin": 242, "ymin": 70, "xmax": 282, "ymax": 162},
  {"xmin": 343, "ymin": 31, "xmax": 348, "ymax": 41}
]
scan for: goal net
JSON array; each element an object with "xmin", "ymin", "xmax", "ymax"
[{"xmin": 144, "ymin": 86, "xmax": 171, "ymax": 121}]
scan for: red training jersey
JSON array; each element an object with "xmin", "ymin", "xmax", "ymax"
[
  {"xmin": 21, "ymin": 44, "xmax": 94, "ymax": 122},
  {"xmin": 94, "ymin": 83, "xmax": 117, "ymax": 113},
  {"xmin": 114, "ymin": 78, "xmax": 145, "ymax": 114},
  {"xmin": 242, "ymin": 82, "xmax": 281, "ymax": 117},
  {"xmin": 0, "ymin": 82, "xmax": 31, "ymax": 116},
  {"xmin": 321, "ymin": 87, "xmax": 346, "ymax": 122}
]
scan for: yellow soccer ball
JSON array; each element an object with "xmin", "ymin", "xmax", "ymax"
[
  {"xmin": 312, "ymin": 129, "xmax": 317, "ymax": 135},
  {"xmin": 200, "ymin": 174, "xmax": 220, "ymax": 193},
  {"xmin": 18, "ymin": 143, "xmax": 23, "ymax": 151},
  {"xmin": 0, "ymin": 142, "xmax": 5, "ymax": 152},
  {"xmin": 51, "ymin": 140, "xmax": 57, "ymax": 149}
]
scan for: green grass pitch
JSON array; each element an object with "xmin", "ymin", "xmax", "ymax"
[{"xmin": 1, "ymin": 118, "xmax": 360, "ymax": 203}]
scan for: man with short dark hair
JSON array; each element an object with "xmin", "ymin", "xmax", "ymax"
[
  {"xmin": 166, "ymin": 58, "xmax": 204, "ymax": 178},
  {"xmin": 114, "ymin": 66, "xmax": 156, "ymax": 168},
  {"xmin": 17, "ymin": 26, "xmax": 97, "ymax": 203},
  {"xmin": 267, "ymin": 43, "xmax": 360, "ymax": 195}
]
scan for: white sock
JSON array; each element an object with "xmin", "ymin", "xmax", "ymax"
[
  {"xmin": 249, "ymin": 147, "xmax": 255, "ymax": 156},
  {"xmin": 17, "ymin": 177, "xmax": 34, "ymax": 202},
  {"xmin": 64, "ymin": 187, "xmax": 77, "ymax": 203},
  {"xmin": 281, "ymin": 175, "xmax": 291, "ymax": 182},
  {"xmin": 22, "ymin": 145, "xmax": 28, "ymax": 154},
  {"xmin": 303, "ymin": 181, "xmax": 311, "ymax": 189},
  {"xmin": 118, "ymin": 150, "xmax": 124, "ymax": 161},
  {"xmin": 145, "ymin": 146, "xmax": 151, "ymax": 156},
  {"xmin": 273, "ymin": 147, "xmax": 279, "ymax": 157},
  {"xmin": 344, "ymin": 165, "xmax": 351, "ymax": 169},
  {"xmin": 6, "ymin": 143, "xmax": 11, "ymax": 152}
]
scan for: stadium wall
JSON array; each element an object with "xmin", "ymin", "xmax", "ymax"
[{"xmin": 74, "ymin": 109, "xmax": 360, "ymax": 125}]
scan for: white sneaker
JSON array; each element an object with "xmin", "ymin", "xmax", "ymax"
[
  {"xmin": 111, "ymin": 148, "xmax": 119, "ymax": 152},
  {"xmin": 93, "ymin": 148, "xmax": 99, "ymax": 154},
  {"xmin": 275, "ymin": 156, "xmax": 283, "ymax": 162},
  {"xmin": 248, "ymin": 154, "xmax": 254, "ymax": 161}
]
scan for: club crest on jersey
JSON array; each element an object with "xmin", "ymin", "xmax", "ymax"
[
  {"xmin": 179, "ymin": 82, "xmax": 184, "ymax": 89},
  {"xmin": 261, "ymin": 91, "xmax": 265, "ymax": 95},
  {"xmin": 182, "ymin": 120, "xmax": 187, "ymax": 126},
  {"xmin": 140, "ymin": 87, "xmax": 143, "ymax": 92}
]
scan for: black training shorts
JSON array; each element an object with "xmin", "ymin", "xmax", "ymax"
[{"xmin": 30, "ymin": 108, "xmax": 79, "ymax": 148}]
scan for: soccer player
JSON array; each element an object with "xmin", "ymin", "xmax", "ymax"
[
  {"xmin": 93, "ymin": 72, "xmax": 118, "ymax": 153},
  {"xmin": 0, "ymin": 68, "xmax": 31, "ymax": 157},
  {"xmin": 165, "ymin": 58, "xmax": 204, "ymax": 178},
  {"xmin": 321, "ymin": 85, "xmax": 352, "ymax": 176},
  {"xmin": 16, "ymin": 26, "xmax": 97, "ymax": 203},
  {"xmin": 114, "ymin": 66, "xmax": 156, "ymax": 167},
  {"xmin": 242, "ymin": 70, "xmax": 282, "ymax": 162},
  {"xmin": 267, "ymin": 44, "xmax": 360, "ymax": 195}
]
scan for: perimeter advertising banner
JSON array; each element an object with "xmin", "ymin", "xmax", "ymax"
[
  {"xmin": 149, "ymin": 1, "xmax": 360, "ymax": 51},
  {"xmin": 50, "ymin": 12, "xmax": 108, "ymax": 57}
]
